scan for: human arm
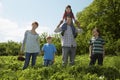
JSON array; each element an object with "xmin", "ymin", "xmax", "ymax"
[
  {"xmin": 75, "ymin": 21, "xmax": 83, "ymax": 33},
  {"xmin": 53, "ymin": 53, "xmax": 55, "ymax": 63},
  {"xmin": 62, "ymin": 12, "xmax": 66, "ymax": 21},
  {"xmin": 20, "ymin": 31, "xmax": 28, "ymax": 53},
  {"xmin": 41, "ymin": 45, "xmax": 45, "ymax": 56},
  {"xmin": 54, "ymin": 20, "xmax": 63, "ymax": 33},
  {"xmin": 102, "ymin": 39, "xmax": 105, "ymax": 57},
  {"xmin": 37, "ymin": 36, "xmax": 41, "ymax": 55},
  {"xmin": 53, "ymin": 45, "xmax": 57, "ymax": 63},
  {"xmin": 103, "ymin": 45, "xmax": 105, "ymax": 58},
  {"xmin": 89, "ymin": 45, "xmax": 92, "ymax": 58},
  {"xmin": 71, "ymin": 12, "xmax": 76, "ymax": 22}
]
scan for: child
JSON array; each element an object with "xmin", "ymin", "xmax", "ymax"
[
  {"xmin": 21, "ymin": 21, "xmax": 40, "ymax": 70},
  {"xmin": 42, "ymin": 36, "xmax": 57, "ymax": 66},
  {"xmin": 62, "ymin": 5, "xmax": 76, "ymax": 22},
  {"xmin": 89, "ymin": 28, "xmax": 105, "ymax": 66}
]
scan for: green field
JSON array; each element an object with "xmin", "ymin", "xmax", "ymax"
[{"xmin": 0, "ymin": 55, "xmax": 120, "ymax": 80}]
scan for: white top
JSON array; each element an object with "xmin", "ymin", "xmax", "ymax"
[{"xmin": 21, "ymin": 30, "xmax": 40, "ymax": 53}]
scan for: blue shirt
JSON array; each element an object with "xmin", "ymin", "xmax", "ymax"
[{"xmin": 42, "ymin": 43, "xmax": 57, "ymax": 60}]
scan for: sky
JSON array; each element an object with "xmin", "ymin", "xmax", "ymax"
[{"xmin": 0, "ymin": 0, "xmax": 93, "ymax": 42}]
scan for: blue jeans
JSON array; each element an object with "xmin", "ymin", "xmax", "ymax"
[
  {"xmin": 62, "ymin": 47, "xmax": 76, "ymax": 66},
  {"xmin": 44, "ymin": 59, "xmax": 53, "ymax": 66},
  {"xmin": 23, "ymin": 52, "xmax": 38, "ymax": 70}
]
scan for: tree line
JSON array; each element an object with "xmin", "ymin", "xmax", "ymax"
[{"xmin": 0, "ymin": 0, "xmax": 120, "ymax": 56}]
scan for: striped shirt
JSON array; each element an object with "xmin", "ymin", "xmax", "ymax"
[{"xmin": 89, "ymin": 36, "xmax": 105, "ymax": 54}]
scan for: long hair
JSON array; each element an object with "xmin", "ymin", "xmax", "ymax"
[{"xmin": 65, "ymin": 5, "xmax": 72, "ymax": 13}]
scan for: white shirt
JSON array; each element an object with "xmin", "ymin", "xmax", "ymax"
[{"xmin": 21, "ymin": 30, "xmax": 40, "ymax": 53}]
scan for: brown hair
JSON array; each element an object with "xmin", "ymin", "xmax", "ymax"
[
  {"xmin": 46, "ymin": 36, "xmax": 52, "ymax": 40},
  {"xmin": 32, "ymin": 21, "xmax": 39, "ymax": 26},
  {"xmin": 66, "ymin": 5, "xmax": 71, "ymax": 9},
  {"xmin": 65, "ymin": 5, "xmax": 72, "ymax": 12},
  {"xmin": 94, "ymin": 28, "xmax": 101, "ymax": 36}
]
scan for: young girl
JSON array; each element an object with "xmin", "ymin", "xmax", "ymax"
[
  {"xmin": 62, "ymin": 5, "xmax": 76, "ymax": 22},
  {"xmin": 89, "ymin": 28, "xmax": 105, "ymax": 66},
  {"xmin": 21, "ymin": 21, "xmax": 40, "ymax": 70}
]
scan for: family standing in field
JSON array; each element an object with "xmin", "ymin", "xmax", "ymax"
[{"xmin": 20, "ymin": 5, "xmax": 105, "ymax": 70}]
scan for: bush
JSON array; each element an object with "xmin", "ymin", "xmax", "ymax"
[{"xmin": 0, "ymin": 55, "xmax": 120, "ymax": 79}]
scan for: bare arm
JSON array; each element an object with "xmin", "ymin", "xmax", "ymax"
[
  {"xmin": 103, "ymin": 45, "xmax": 105, "ymax": 57},
  {"xmin": 89, "ymin": 45, "xmax": 92, "ymax": 57},
  {"xmin": 37, "ymin": 36, "xmax": 41, "ymax": 55},
  {"xmin": 75, "ymin": 21, "xmax": 83, "ymax": 33},
  {"xmin": 72, "ymin": 12, "xmax": 76, "ymax": 22},
  {"xmin": 54, "ymin": 20, "xmax": 63, "ymax": 33},
  {"xmin": 20, "ymin": 31, "xmax": 28, "ymax": 52},
  {"xmin": 53, "ymin": 53, "xmax": 55, "ymax": 63}
]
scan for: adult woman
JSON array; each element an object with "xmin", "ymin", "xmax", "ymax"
[{"xmin": 21, "ymin": 21, "xmax": 40, "ymax": 70}]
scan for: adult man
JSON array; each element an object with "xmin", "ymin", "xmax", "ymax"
[{"xmin": 54, "ymin": 16, "xmax": 83, "ymax": 66}]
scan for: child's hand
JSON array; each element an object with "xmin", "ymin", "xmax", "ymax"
[
  {"xmin": 40, "ymin": 51, "xmax": 44, "ymax": 56},
  {"xmin": 57, "ymin": 20, "xmax": 63, "ymax": 28},
  {"xmin": 60, "ymin": 20, "xmax": 63, "ymax": 24},
  {"xmin": 75, "ymin": 20, "xmax": 78, "ymax": 24},
  {"xmin": 89, "ymin": 54, "xmax": 92, "ymax": 59},
  {"xmin": 75, "ymin": 20, "xmax": 81, "ymax": 28}
]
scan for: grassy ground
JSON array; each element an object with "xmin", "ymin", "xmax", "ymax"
[{"xmin": 0, "ymin": 55, "xmax": 120, "ymax": 80}]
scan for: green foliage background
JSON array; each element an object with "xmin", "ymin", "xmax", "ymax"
[
  {"xmin": 0, "ymin": 0, "xmax": 120, "ymax": 79},
  {"xmin": 76, "ymin": 0, "xmax": 120, "ymax": 55},
  {"xmin": 0, "ymin": 0, "xmax": 120, "ymax": 56},
  {"xmin": 0, "ymin": 55, "xmax": 120, "ymax": 80}
]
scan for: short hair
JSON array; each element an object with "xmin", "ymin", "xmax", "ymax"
[
  {"xmin": 46, "ymin": 36, "xmax": 52, "ymax": 40},
  {"xmin": 32, "ymin": 21, "xmax": 39, "ymax": 26},
  {"xmin": 93, "ymin": 27, "xmax": 101, "ymax": 36}
]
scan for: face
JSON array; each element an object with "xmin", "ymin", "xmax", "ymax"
[
  {"xmin": 47, "ymin": 38, "xmax": 52, "ymax": 43},
  {"xmin": 92, "ymin": 29, "xmax": 99, "ymax": 36},
  {"xmin": 66, "ymin": 17, "xmax": 72, "ymax": 25},
  {"xmin": 66, "ymin": 7, "xmax": 71, "ymax": 13},
  {"xmin": 32, "ymin": 23, "xmax": 38, "ymax": 30}
]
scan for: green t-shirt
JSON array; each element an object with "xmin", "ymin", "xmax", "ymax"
[{"xmin": 89, "ymin": 36, "xmax": 105, "ymax": 54}]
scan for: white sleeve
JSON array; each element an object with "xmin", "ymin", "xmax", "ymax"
[
  {"xmin": 54, "ymin": 27, "xmax": 62, "ymax": 33},
  {"xmin": 20, "ymin": 30, "xmax": 28, "ymax": 52}
]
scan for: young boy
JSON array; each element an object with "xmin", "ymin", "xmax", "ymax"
[
  {"xmin": 42, "ymin": 36, "xmax": 57, "ymax": 66},
  {"xmin": 89, "ymin": 28, "xmax": 105, "ymax": 66}
]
